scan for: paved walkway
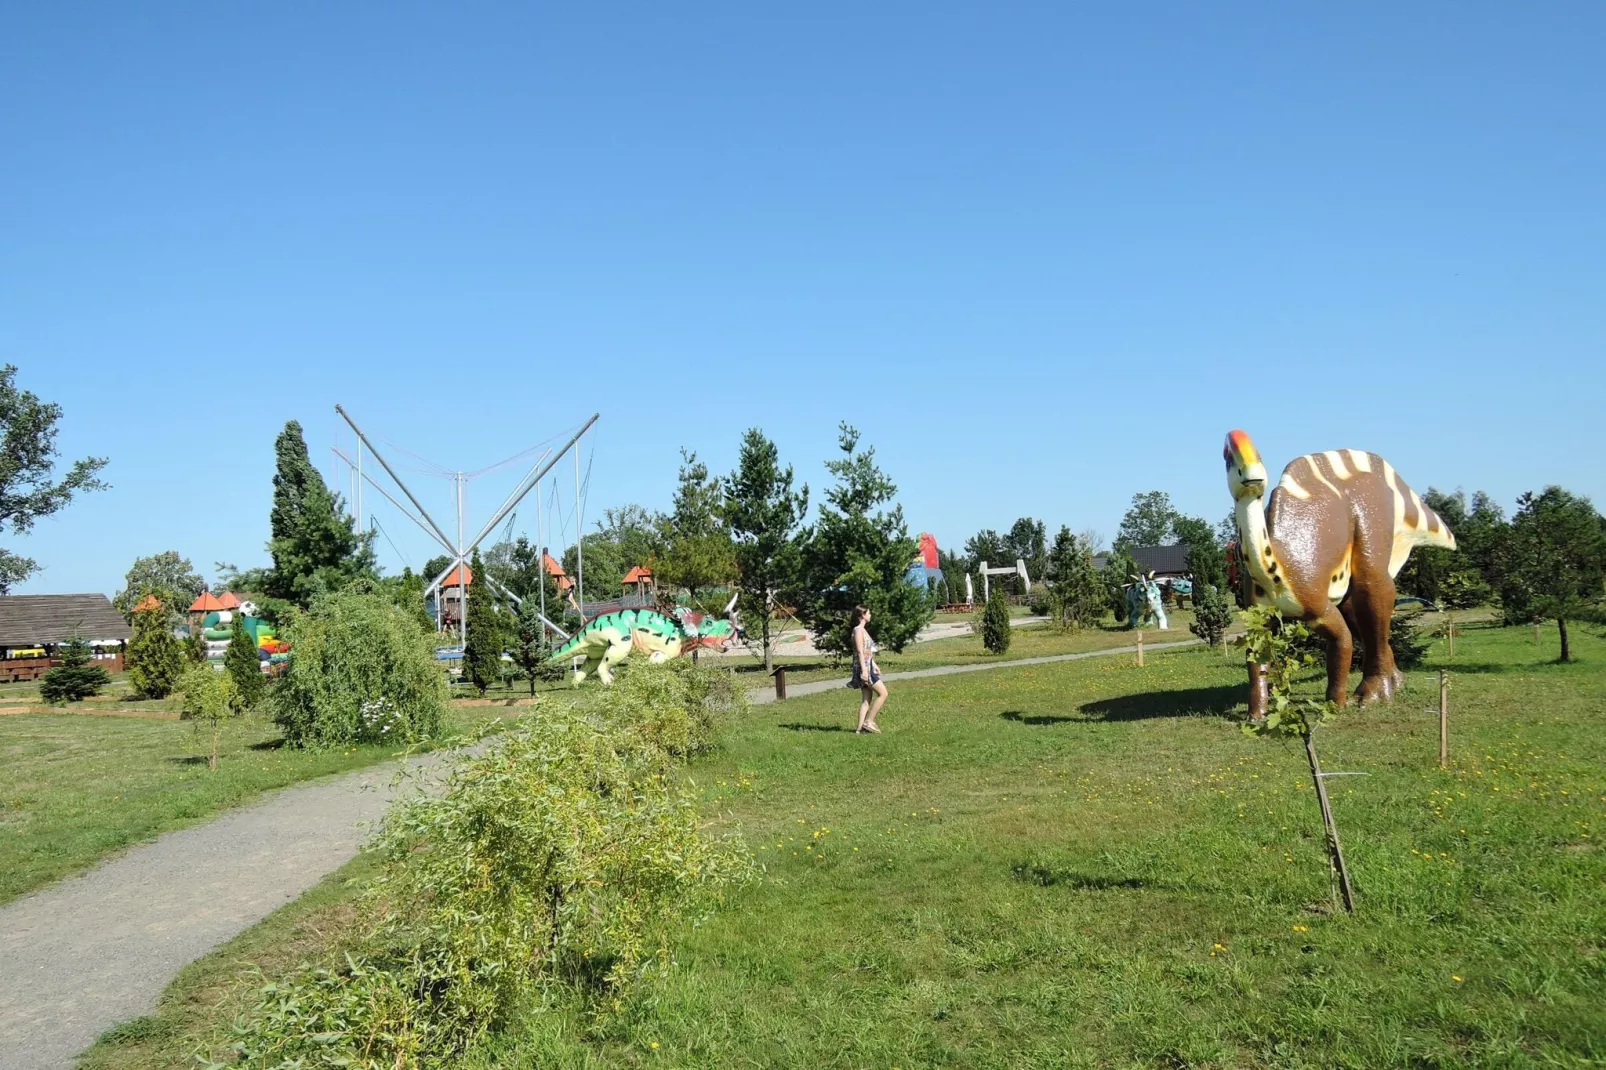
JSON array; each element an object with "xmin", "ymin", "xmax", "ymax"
[
  {"xmin": 0, "ymin": 751, "xmax": 458, "ymax": 1070},
  {"xmin": 0, "ymin": 631, "xmax": 1210, "ymax": 1070}
]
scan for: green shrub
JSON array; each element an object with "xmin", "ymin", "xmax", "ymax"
[
  {"xmin": 224, "ymin": 615, "xmax": 266, "ymax": 711},
  {"xmin": 126, "ymin": 605, "xmax": 183, "ymax": 700},
  {"xmin": 585, "ymin": 660, "xmax": 747, "ymax": 759},
  {"xmin": 227, "ymin": 709, "xmax": 753, "ymax": 1067},
  {"xmin": 981, "ymin": 587, "xmax": 1011, "ymax": 655},
  {"xmin": 1188, "ymin": 584, "xmax": 1235, "ymax": 648},
  {"xmin": 39, "ymin": 634, "xmax": 111, "ymax": 704},
  {"xmin": 272, "ymin": 591, "xmax": 447, "ymax": 748}
]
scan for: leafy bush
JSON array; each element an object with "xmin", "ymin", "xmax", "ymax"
[
  {"xmin": 227, "ymin": 709, "xmax": 753, "ymax": 1067},
  {"xmin": 178, "ymin": 664, "xmax": 238, "ymax": 769},
  {"xmin": 1188, "ymin": 584, "xmax": 1235, "ymax": 648},
  {"xmin": 585, "ymin": 660, "xmax": 747, "ymax": 759},
  {"xmin": 272, "ymin": 591, "xmax": 447, "ymax": 748},
  {"xmin": 39, "ymin": 634, "xmax": 111, "ymax": 704},
  {"xmin": 981, "ymin": 587, "xmax": 1011, "ymax": 655}
]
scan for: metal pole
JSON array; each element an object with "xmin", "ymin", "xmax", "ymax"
[
  {"xmin": 355, "ymin": 439, "xmax": 363, "ymax": 533},
  {"xmin": 537, "ymin": 483, "xmax": 546, "ymax": 637},
  {"xmin": 457, "ymin": 472, "xmax": 466, "ymax": 647},
  {"xmin": 575, "ymin": 444, "xmax": 584, "ymax": 621},
  {"xmin": 333, "ymin": 447, "xmax": 452, "ymax": 558},
  {"xmin": 334, "ymin": 405, "xmax": 458, "ymax": 553}
]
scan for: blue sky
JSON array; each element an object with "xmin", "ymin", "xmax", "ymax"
[{"xmin": 3, "ymin": 3, "xmax": 1602, "ymax": 596}]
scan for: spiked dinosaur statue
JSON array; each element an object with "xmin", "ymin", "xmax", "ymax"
[
  {"xmin": 1224, "ymin": 430, "xmax": 1455, "ymax": 708},
  {"xmin": 548, "ymin": 597, "xmax": 742, "ymax": 686}
]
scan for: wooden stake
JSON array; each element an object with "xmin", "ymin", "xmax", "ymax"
[
  {"xmin": 1446, "ymin": 615, "xmax": 1455, "ymax": 658},
  {"xmin": 1305, "ymin": 730, "xmax": 1356, "ymax": 913},
  {"xmin": 772, "ymin": 665, "xmax": 788, "ymax": 701},
  {"xmin": 1534, "ymin": 622, "xmax": 1541, "ymax": 645},
  {"xmin": 1438, "ymin": 669, "xmax": 1449, "ymax": 769},
  {"xmin": 1136, "ymin": 630, "xmax": 1144, "ymax": 667}
]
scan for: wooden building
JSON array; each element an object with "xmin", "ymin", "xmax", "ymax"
[{"xmin": 0, "ymin": 594, "xmax": 132, "ymax": 681}]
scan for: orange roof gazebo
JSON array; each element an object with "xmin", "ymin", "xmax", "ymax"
[
  {"xmin": 441, "ymin": 565, "xmax": 473, "ymax": 589},
  {"xmin": 215, "ymin": 591, "xmax": 241, "ymax": 610},
  {"xmin": 542, "ymin": 553, "xmax": 574, "ymax": 592},
  {"xmin": 188, "ymin": 592, "xmax": 225, "ymax": 613},
  {"xmin": 133, "ymin": 594, "xmax": 163, "ymax": 614}
]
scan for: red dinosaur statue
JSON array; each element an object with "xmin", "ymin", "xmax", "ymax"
[{"xmin": 1224, "ymin": 430, "xmax": 1456, "ymax": 707}]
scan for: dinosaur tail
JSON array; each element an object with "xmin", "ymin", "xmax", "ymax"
[{"xmin": 548, "ymin": 630, "xmax": 586, "ymax": 662}]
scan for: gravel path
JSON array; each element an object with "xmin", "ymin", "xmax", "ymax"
[
  {"xmin": 0, "ymin": 630, "xmax": 1214, "ymax": 1069},
  {"xmin": 0, "ymin": 750, "xmax": 457, "ymax": 1070}
]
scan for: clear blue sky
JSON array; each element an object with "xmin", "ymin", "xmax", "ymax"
[{"xmin": 4, "ymin": 3, "xmax": 1602, "ymax": 596}]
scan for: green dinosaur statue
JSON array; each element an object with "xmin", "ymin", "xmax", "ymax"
[{"xmin": 547, "ymin": 602, "xmax": 741, "ymax": 686}]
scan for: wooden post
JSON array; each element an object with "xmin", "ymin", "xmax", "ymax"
[
  {"xmin": 1446, "ymin": 615, "xmax": 1455, "ymax": 658},
  {"xmin": 1305, "ymin": 731, "xmax": 1356, "ymax": 913},
  {"xmin": 772, "ymin": 665, "xmax": 787, "ymax": 701},
  {"xmin": 1439, "ymin": 669, "xmax": 1449, "ymax": 769},
  {"xmin": 1533, "ymin": 621, "xmax": 1541, "ymax": 646},
  {"xmin": 1247, "ymin": 662, "xmax": 1270, "ymax": 724},
  {"xmin": 1137, "ymin": 631, "xmax": 1144, "ymax": 667}
]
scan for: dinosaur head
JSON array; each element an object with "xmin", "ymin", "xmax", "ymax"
[
  {"xmin": 1223, "ymin": 429, "xmax": 1268, "ymax": 502},
  {"xmin": 673, "ymin": 607, "xmax": 741, "ymax": 653}
]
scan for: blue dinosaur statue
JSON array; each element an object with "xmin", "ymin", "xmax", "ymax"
[{"xmin": 1125, "ymin": 572, "xmax": 1169, "ymax": 631}]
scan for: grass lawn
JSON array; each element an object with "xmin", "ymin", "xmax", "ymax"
[
  {"xmin": 83, "ymin": 618, "xmax": 1603, "ymax": 1068},
  {"xmin": 0, "ymin": 705, "xmax": 528, "ymax": 905}
]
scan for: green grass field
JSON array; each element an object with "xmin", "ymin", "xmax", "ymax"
[
  {"xmin": 0, "ymin": 706, "xmax": 527, "ymax": 905},
  {"xmin": 81, "ymin": 619, "xmax": 1604, "ymax": 1069}
]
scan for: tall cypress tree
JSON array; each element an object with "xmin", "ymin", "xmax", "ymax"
[
  {"xmin": 127, "ymin": 603, "xmax": 184, "ymax": 699},
  {"xmin": 225, "ymin": 615, "xmax": 266, "ymax": 709},
  {"xmin": 264, "ymin": 420, "xmax": 376, "ymax": 606},
  {"xmin": 462, "ymin": 550, "xmax": 503, "ymax": 694}
]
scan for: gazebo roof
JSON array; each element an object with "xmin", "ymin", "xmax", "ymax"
[
  {"xmin": 215, "ymin": 591, "xmax": 242, "ymax": 609},
  {"xmin": 188, "ymin": 592, "xmax": 225, "ymax": 613},
  {"xmin": 621, "ymin": 565, "xmax": 654, "ymax": 585},
  {"xmin": 441, "ymin": 565, "xmax": 473, "ymax": 589}
]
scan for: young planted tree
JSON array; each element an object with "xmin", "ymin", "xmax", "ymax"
[
  {"xmin": 263, "ymin": 420, "xmax": 376, "ymax": 607},
  {"xmin": 1499, "ymin": 487, "xmax": 1606, "ymax": 662},
  {"xmin": 511, "ymin": 597, "xmax": 560, "ymax": 696},
  {"xmin": 39, "ymin": 633, "xmax": 112, "ymax": 704},
  {"xmin": 0, "ymin": 365, "xmax": 109, "ymax": 592},
  {"xmin": 796, "ymin": 424, "xmax": 931, "ymax": 657},
  {"xmin": 126, "ymin": 602, "xmax": 184, "ymax": 699},
  {"xmin": 721, "ymin": 429, "xmax": 809, "ymax": 672},
  {"xmin": 461, "ymin": 550, "xmax": 504, "ymax": 694},
  {"xmin": 657, "ymin": 449, "xmax": 737, "ymax": 606},
  {"xmin": 1103, "ymin": 545, "xmax": 1139, "ymax": 623},
  {"xmin": 179, "ymin": 664, "xmax": 238, "ymax": 770},
  {"xmin": 981, "ymin": 586, "xmax": 1012, "ymax": 654},
  {"xmin": 225, "ymin": 615, "xmax": 267, "ymax": 710},
  {"xmin": 1189, "ymin": 583, "xmax": 1235, "ymax": 649}
]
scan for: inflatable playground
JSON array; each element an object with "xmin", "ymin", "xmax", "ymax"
[{"xmin": 187, "ymin": 592, "xmax": 289, "ymax": 674}]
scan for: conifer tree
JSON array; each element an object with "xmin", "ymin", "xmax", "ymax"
[
  {"xmin": 796, "ymin": 424, "xmax": 932, "ymax": 656},
  {"xmin": 127, "ymin": 603, "xmax": 183, "ymax": 699},
  {"xmin": 657, "ymin": 449, "xmax": 737, "ymax": 606},
  {"xmin": 263, "ymin": 420, "xmax": 376, "ymax": 607},
  {"xmin": 185, "ymin": 627, "xmax": 208, "ymax": 666},
  {"xmin": 721, "ymin": 429, "xmax": 809, "ymax": 671},
  {"xmin": 225, "ymin": 615, "xmax": 266, "ymax": 709},
  {"xmin": 981, "ymin": 586, "xmax": 1012, "ymax": 654},
  {"xmin": 462, "ymin": 550, "xmax": 503, "ymax": 694},
  {"xmin": 1045, "ymin": 526, "xmax": 1105, "ymax": 630},
  {"xmin": 39, "ymin": 633, "xmax": 111, "ymax": 704},
  {"xmin": 511, "ymin": 597, "xmax": 559, "ymax": 696}
]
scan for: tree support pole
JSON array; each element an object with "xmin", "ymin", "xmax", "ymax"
[{"xmin": 1305, "ymin": 731, "xmax": 1356, "ymax": 913}]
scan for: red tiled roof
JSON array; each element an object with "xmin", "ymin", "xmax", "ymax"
[
  {"xmin": 441, "ymin": 565, "xmax": 473, "ymax": 588},
  {"xmin": 621, "ymin": 565, "xmax": 654, "ymax": 585},
  {"xmin": 215, "ymin": 591, "xmax": 241, "ymax": 609},
  {"xmin": 188, "ymin": 592, "xmax": 225, "ymax": 613}
]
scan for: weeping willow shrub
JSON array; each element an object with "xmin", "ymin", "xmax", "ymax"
[
  {"xmin": 272, "ymin": 591, "xmax": 447, "ymax": 748},
  {"xmin": 583, "ymin": 660, "xmax": 748, "ymax": 759},
  {"xmin": 227, "ymin": 707, "xmax": 754, "ymax": 1067}
]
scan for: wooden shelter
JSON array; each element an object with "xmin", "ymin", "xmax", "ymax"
[{"xmin": 0, "ymin": 594, "xmax": 131, "ymax": 680}]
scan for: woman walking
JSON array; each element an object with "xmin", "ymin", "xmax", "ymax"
[{"xmin": 848, "ymin": 605, "xmax": 887, "ymax": 734}]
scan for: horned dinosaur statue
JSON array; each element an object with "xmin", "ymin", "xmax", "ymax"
[
  {"xmin": 1223, "ymin": 430, "xmax": 1455, "ymax": 707},
  {"xmin": 1125, "ymin": 573, "xmax": 1168, "ymax": 631},
  {"xmin": 548, "ymin": 598, "xmax": 742, "ymax": 686}
]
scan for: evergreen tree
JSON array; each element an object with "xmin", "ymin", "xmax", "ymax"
[
  {"xmin": 511, "ymin": 597, "xmax": 560, "ymax": 696},
  {"xmin": 1004, "ymin": 517, "xmax": 1048, "ymax": 592},
  {"xmin": 461, "ymin": 550, "xmax": 503, "ymax": 694},
  {"xmin": 981, "ymin": 586, "xmax": 1012, "ymax": 654},
  {"xmin": 796, "ymin": 424, "xmax": 932, "ymax": 657},
  {"xmin": 1045, "ymin": 526, "xmax": 1104, "ymax": 630},
  {"xmin": 657, "ymin": 449, "xmax": 737, "ymax": 605},
  {"xmin": 1103, "ymin": 545, "xmax": 1140, "ymax": 623},
  {"xmin": 39, "ymin": 633, "xmax": 111, "ymax": 704},
  {"xmin": 720, "ymin": 428, "xmax": 809, "ymax": 671},
  {"xmin": 225, "ymin": 615, "xmax": 266, "ymax": 710},
  {"xmin": 1189, "ymin": 582, "xmax": 1235, "ymax": 648},
  {"xmin": 185, "ymin": 627, "xmax": 208, "ymax": 666},
  {"xmin": 1498, "ymin": 487, "xmax": 1606, "ymax": 662},
  {"xmin": 126, "ymin": 603, "xmax": 183, "ymax": 699},
  {"xmin": 263, "ymin": 420, "xmax": 376, "ymax": 607}
]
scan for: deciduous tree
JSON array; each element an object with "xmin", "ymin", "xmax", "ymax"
[
  {"xmin": 1498, "ymin": 487, "xmax": 1606, "ymax": 662},
  {"xmin": 0, "ymin": 365, "xmax": 108, "ymax": 591},
  {"xmin": 1115, "ymin": 491, "xmax": 1180, "ymax": 549},
  {"xmin": 113, "ymin": 551, "xmax": 206, "ymax": 622}
]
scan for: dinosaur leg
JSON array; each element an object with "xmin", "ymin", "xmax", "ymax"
[
  {"xmin": 1309, "ymin": 602, "xmax": 1354, "ymax": 707},
  {"xmin": 595, "ymin": 635, "xmax": 632, "ymax": 686},
  {"xmin": 1347, "ymin": 577, "xmax": 1402, "ymax": 705},
  {"xmin": 571, "ymin": 650, "xmax": 600, "ymax": 687}
]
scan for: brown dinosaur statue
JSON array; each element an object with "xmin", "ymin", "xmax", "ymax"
[{"xmin": 1223, "ymin": 430, "xmax": 1456, "ymax": 707}]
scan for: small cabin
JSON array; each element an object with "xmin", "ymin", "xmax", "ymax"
[{"xmin": 0, "ymin": 594, "xmax": 132, "ymax": 681}]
